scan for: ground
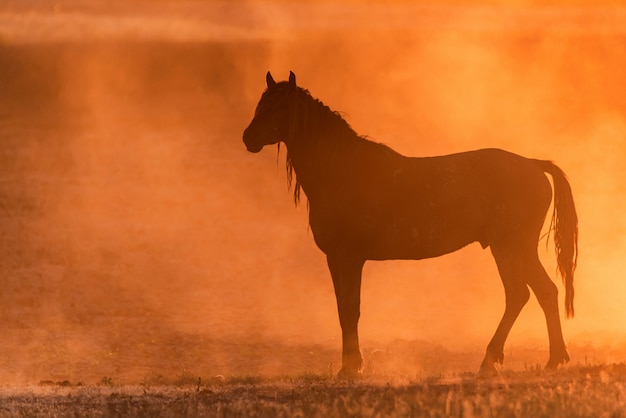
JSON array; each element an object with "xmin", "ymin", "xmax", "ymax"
[
  {"xmin": 1, "ymin": 2, "xmax": 626, "ymax": 416},
  {"xmin": 2, "ymin": 365, "xmax": 626, "ymax": 417}
]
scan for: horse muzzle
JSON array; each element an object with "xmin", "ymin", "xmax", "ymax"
[
  {"xmin": 242, "ymin": 129, "xmax": 264, "ymax": 153},
  {"xmin": 245, "ymin": 143, "xmax": 263, "ymax": 153},
  {"xmin": 243, "ymin": 136, "xmax": 263, "ymax": 153}
]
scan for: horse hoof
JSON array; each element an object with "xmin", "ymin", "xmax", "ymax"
[
  {"xmin": 544, "ymin": 360, "xmax": 562, "ymax": 370},
  {"xmin": 545, "ymin": 348, "xmax": 570, "ymax": 370},
  {"xmin": 479, "ymin": 351, "xmax": 504, "ymax": 375},
  {"xmin": 545, "ymin": 355, "xmax": 570, "ymax": 370},
  {"xmin": 478, "ymin": 363, "xmax": 498, "ymax": 376},
  {"xmin": 337, "ymin": 367, "xmax": 362, "ymax": 380}
]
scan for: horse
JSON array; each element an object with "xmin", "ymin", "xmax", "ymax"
[{"xmin": 242, "ymin": 71, "xmax": 578, "ymax": 376}]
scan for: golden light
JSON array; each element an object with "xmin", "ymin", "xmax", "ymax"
[{"xmin": 0, "ymin": 1, "xmax": 625, "ymax": 383}]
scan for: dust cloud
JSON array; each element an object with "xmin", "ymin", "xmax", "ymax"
[{"xmin": 1, "ymin": 1, "xmax": 625, "ymax": 384}]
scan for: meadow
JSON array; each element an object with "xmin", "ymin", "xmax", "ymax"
[
  {"xmin": 2, "ymin": 365, "xmax": 626, "ymax": 417},
  {"xmin": 2, "ymin": 3, "xmax": 626, "ymax": 416}
]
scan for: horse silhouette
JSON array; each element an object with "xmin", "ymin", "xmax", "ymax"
[{"xmin": 243, "ymin": 71, "xmax": 578, "ymax": 376}]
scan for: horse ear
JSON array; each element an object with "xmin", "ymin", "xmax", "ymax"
[
  {"xmin": 266, "ymin": 71, "xmax": 276, "ymax": 88},
  {"xmin": 289, "ymin": 71, "xmax": 296, "ymax": 86}
]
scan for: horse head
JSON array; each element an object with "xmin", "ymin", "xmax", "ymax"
[{"xmin": 243, "ymin": 71, "xmax": 297, "ymax": 153}]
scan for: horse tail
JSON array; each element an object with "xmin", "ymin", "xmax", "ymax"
[{"xmin": 537, "ymin": 160, "xmax": 579, "ymax": 318}]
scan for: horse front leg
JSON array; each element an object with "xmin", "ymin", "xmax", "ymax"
[{"xmin": 327, "ymin": 253, "xmax": 365, "ymax": 377}]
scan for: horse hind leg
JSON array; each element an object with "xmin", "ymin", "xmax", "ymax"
[
  {"xmin": 480, "ymin": 244, "xmax": 531, "ymax": 374},
  {"xmin": 525, "ymin": 255, "xmax": 570, "ymax": 369}
]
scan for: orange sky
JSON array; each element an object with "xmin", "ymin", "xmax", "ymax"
[{"xmin": 1, "ymin": 1, "xmax": 626, "ymax": 381}]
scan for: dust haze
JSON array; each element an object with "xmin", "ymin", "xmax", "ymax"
[{"xmin": 1, "ymin": 1, "xmax": 625, "ymax": 384}]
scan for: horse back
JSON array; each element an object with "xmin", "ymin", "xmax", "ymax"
[{"xmin": 308, "ymin": 147, "xmax": 552, "ymax": 260}]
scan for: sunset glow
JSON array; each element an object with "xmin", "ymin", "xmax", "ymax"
[{"xmin": 1, "ymin": 0, "xmax": 625, "ymax": 384}]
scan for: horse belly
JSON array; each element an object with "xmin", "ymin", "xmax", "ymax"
[
  {"xmin": 309, "ymin": 207, "xmax": 485, "ymax": 261},
  {"xmin": 371, "ymin": 216, "xmax": 483, "ymax": 260}
]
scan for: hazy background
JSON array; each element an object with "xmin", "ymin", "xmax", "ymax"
[{"xmin": 1, "ymin": 0, "xmax": 625, "ymax": 384}]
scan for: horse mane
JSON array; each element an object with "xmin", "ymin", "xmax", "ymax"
[{"xmin": 282, "ymin": 86, "xmax": 361, "ymax": 206}]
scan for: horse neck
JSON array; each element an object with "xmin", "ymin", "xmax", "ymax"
[{"xmin": 284, "ymin": 99, "xmax": 360, "ymax": 201}]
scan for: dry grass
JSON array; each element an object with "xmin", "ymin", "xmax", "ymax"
[
  {"xmin": 1, "ymin": 365, "xmax": 626, "ymax": 417},
  {"xmin": 2, "ymin": 10, "xmax": 626, "ymax": 417}
]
